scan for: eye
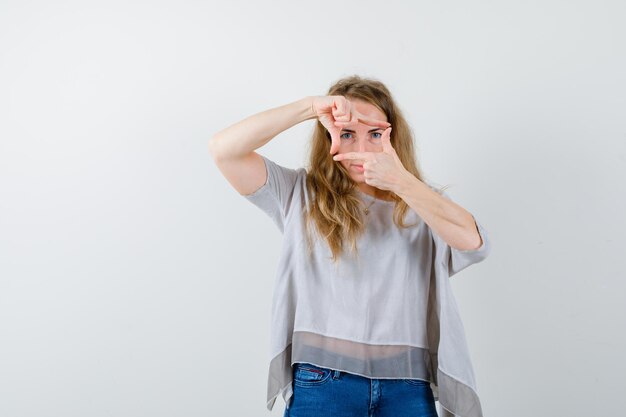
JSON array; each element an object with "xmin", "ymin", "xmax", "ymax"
[
  {"xmin": 340, "ymin": 132, "xmax": 353, "ymax": 140},
  {"xmin": 371, "ymin": 132, "xmax": 382, "ymax": 139}
]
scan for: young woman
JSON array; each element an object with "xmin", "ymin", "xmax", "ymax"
[{"xmin": 209, "ymin": 75, "xmax": 491, "ymax": 417}]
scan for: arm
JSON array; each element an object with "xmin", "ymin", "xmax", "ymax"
[
  {"xmin": 208, "ymin": 96, "xmax": 317, "ymax": 196},
  {"xmin": 394, "ymin": 175, "xmax": 483, "ymax": 252},
  {"xmin": 328, "ymin": 127, "xmax": 484, "ymax": 252},
  {"xmin": 208, "ymin": 96, "xmax": 317, "ymax": 159}
]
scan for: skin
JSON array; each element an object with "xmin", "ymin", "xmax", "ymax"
[
  {"xmin": 315, "ymin": 95, "xmax": 391, "ymax": 158},
  {"xmin": 332, "ymin": 99, "xmax": 396, "ymax": 200},
  {"xmin": 331, "ymin": 99, "xmax": 484, "ymax": 251}
]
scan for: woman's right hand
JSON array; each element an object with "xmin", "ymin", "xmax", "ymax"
[{"xmin": 311, "ymin": 96, "xmax": 391, "ymax": 155}]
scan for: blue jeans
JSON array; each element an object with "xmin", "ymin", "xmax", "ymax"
[{"xmin": 284, "ymin": 362, "xmax": 438, "ymax": 417}]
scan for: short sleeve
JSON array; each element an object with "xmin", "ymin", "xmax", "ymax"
[
  {"xmin": 242, "ymin": 154, "xmax": 303, "ymax": 233},
  {"xmin": 432, "ymin": 188, "xmax": 492, "ymax": 277}
]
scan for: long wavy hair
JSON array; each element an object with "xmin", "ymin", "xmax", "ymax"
[{"xmin": 303, "ymin": 75, "xmax": 448, "ymax": 264}]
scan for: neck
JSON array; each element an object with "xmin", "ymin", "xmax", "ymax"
[{"xmin": 357, "ymin": 184, "xmax": 391, "ymax": 201}]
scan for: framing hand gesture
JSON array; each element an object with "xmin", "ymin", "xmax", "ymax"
[
  {"xmin": 311, "ymin": 96, "xmax": 391, "ymax": 155},
  {"xmin": 332, "ymin": 127, "xmax": 410, "ymax": 192}
]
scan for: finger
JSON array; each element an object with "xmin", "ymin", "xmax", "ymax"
[
  {"xmin": 333, "ymin": 98, "xmax": 351, "ymax": 122},
  {"xmin": 334, "ymin": 110, "xmax": 359, "ymax": 128},
  {"xmin": 381, "ymin": 127, "xmax": 393, "ymax": 152},
  {"xmin": 333, "ymin": 111, "xmax": 350, "ymax": 122},
  {"xmin": 334, "ymin": 120, "xmax": 358, "ymax": 127},
  {"xmin": 363, "ymin": 159, "xmax": 377, "ymax": 167},
  {"xmin": 344, "ymin": 99, "xmax": 352, "ymax": 117},
  {"xmin": 332, "ymin": 151, "xmax": 375, "ymax": 162},
  {"xmin": 317, "ymin": 114, "xmax": 335, "ymax": 132},
  {"xmin": 357, "ymin": 113, "xmax": 391, "ymax": 128},
  {"xmin": 349, "ymin": 110, "xmax": 359, "ymax": 126},
  {"xmin": 329, "ymin": 127, "xmax": 341, "ymax": 155},
  {"xmin": 334, "ymin": 97, "xmax": 347, "ymax": 116}
]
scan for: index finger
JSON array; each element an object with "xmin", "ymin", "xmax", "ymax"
[
  {"xmin": 332, "ymin": 151, "xmax": 375, "ymax": 161},
  {"xmin": 355, "ymin": 112, "xmax": 391, "ymax": 128}
]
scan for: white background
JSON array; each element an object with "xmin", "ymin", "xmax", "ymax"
[{"xmin": 1, "ymin": 1, "xmax": 625, "ymax": 416}]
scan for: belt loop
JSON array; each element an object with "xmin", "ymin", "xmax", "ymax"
[{"xmin": 332, "ymin": 369, "xmax": 341, "ymax": 379}]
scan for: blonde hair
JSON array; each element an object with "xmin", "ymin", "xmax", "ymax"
[{"xmin": 303, "ymin": 75, "xmax": 449, "ymax": 263}]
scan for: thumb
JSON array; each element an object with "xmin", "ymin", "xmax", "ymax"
[
  {"xmin": 329, "ymin": 127, "xmax": 341, "ymax": 154},
  {"xmin": 381, "ymin": 127, "xmax": 393, "ymax": 153}
]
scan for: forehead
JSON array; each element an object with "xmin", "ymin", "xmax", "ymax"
[{"xmin": 350, "ymin": 99, "xmax": 387, "ymax": 126}]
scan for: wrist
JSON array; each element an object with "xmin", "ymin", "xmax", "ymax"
[
  {"xmin": 304, "ymin": 96, "xmax": 317, "ymax": 121},
  {"xmin": 394, "ymin": 170, "xmax": 418, "ymax": 198}
]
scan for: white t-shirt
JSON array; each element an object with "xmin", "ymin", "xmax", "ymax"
[{"xmin": 243, "ymin": 154, "xmax": 491, "ymax": 417}]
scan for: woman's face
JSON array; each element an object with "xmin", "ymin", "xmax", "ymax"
[{"xmin": 337, "ymin": 99, "xmax": 389, "ymax": 187}]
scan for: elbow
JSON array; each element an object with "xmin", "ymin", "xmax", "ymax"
[
  {"xmin": 451, "ymin": 216, "xmax": 485, "ymax": 252},
  {"xmin": 464, "ymin": 214, "xmax": 483, "ymax": 251},
  {"xmin": 208, "ymin": 135, "xmax": 257, "ymax": 162},
  {"xmin": 467, "ymin": 228, "xmax": 483, "ymax": 251},
  {"xmin": 208, "ymin": 135, "xmax": 223, "ymax": 161}
]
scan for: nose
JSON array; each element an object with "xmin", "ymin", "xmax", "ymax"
[{"xmin": 357, "ymin": 138, "xmax": 366, "ymax": 153}]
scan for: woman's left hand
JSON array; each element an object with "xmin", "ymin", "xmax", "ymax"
[{"xmin": 332, "ymin": 127, "xmax": 412, "ymax": 193}]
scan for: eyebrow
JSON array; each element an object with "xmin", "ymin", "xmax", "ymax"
[{"xmin": 341, "ymin": 128, "xmax": 383, "ymax": 133}]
